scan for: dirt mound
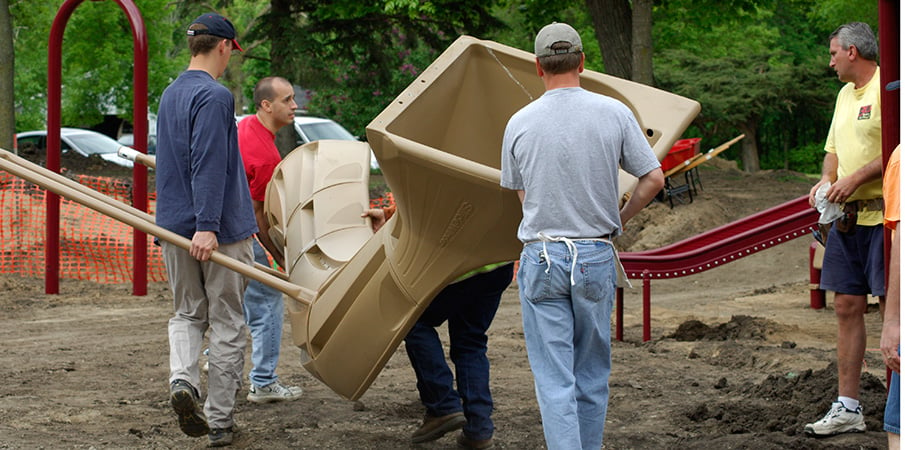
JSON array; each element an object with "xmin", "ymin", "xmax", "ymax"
[
  {"xmin": 652, "ymin": 315, "xmax": 888, "ymax": 449},
  {"xmin": 680, "ymin": 363, "xmax": 887, "ymax": 446},
  {"xmin": 617, "ymin": 199, "xmax": 734, "ymax": 250},
  {"xmin": 616, "ymin": 160, "xmax": 815, "ymax": 251},
  {"xmin": 670, "ymin": 315, "xmax": 789, "ymax": 341}
]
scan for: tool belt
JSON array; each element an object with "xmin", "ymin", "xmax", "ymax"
[{"xmin": 835, "ymin": 198, "xmax": 884, "ymax": 233}]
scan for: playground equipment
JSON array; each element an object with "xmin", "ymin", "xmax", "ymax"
[
  {"xmin": 614, "ymin": 194, "xmax": 820, "ymax": 341},
  {"xmin": 45, "ymin": 0, "xmax": 151, "ymax": 296},
  {"xmin": 259, "ymin": 35, "xmax": 701, "ymax": 399}
]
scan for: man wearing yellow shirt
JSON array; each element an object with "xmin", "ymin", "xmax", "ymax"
[{"xmin": 805, "ymin": 22, "xmax": 885, "ymax": 437}]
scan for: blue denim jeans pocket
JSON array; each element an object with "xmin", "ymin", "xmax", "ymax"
[
  {"xmin": 518, "ymin": 246, "xmax": 552, "ymax": 302},
  {"xmin": 519, "ymin": 241, "xmax": 615, "ymax": 304},
  {"xmin": 576, "ymin": 242, "xmax": 616, "ymax": 303}
]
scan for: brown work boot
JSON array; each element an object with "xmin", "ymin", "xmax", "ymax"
[
  {"xmin": 411, "ymin": 412, "xmax": 466, "ymax": 443},
  {"xmin": 457, "ymin": 432, "xmax": 494, "ymax": 449},
  {"xmin": 170, "ymin": 379, "xmax": 209, "ymax": 437}
]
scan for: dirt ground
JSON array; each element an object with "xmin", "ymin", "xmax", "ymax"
[{"xmin": 0, "ymin": 158, "xmax": 893, "ymax": 449}]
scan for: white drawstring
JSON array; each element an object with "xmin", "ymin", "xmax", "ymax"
[
  {"xmin": 535, "ymin": 232, "xmax": 631, "ymax": 288},
  {"xmin": 537, "ymin": 232, "xmax": 580, "ymax": 285}
]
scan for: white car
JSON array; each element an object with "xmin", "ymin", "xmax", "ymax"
[
  {"xmin": 237, "ymin": 114, "xmax": 379, "ymax": 170},
  {"xmin": 16, "ymin": 128, "xmax": 133, "ymax": 168},
  {"xmin": 117, "ymin": 133, "xmax": 157, "ymax": 155}
]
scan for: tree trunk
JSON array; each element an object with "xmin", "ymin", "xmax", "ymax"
[
  {"xmin": 0, "ymin": 0, "xmax": 15, "ymax": 153},
  {"xmin": 631, "ymin": 0, "xmax": 653, "ymax": 85},
  {"xmin": 739, "ymin": 122, "xmax": 760, "ymax": 172},
  {"xmin": 585, "ymin": 0, "xmax": 632, "ymax": 79},
  {"xmin": 269, "ymin": 0, "xmax": 298, "ymax": 155}
]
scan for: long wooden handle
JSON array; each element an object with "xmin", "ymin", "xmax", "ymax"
[
  {"xmin": 115, "ymin": 148, "xmax": 286, "ymax": 279},
  {"xmin": 117, "ymin": 146, "xmax": 157, "ymax": 169},
  {"xmin": 663, "ymin": 134, "xmax": 745, "ymax": 178}
]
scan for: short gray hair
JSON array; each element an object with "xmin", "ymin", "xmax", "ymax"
[{"xmin": 830, "ymin": 22, "xmax": 878, "ymax": 62}]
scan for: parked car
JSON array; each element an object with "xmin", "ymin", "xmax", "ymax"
[
  {"xmin": 117, "ymin": 133, "xmax": 157, "ymax": 155},
  {"xmin": 16, "ymin": 128, "xmax": 133, "ymax": 168},
  {"xmin": 117, "ymin": 112, "xmax": 158, "ymax": 154},
  {"xmin": 236, "ymin": 114, "xmax": 379, "ymax": 170}
]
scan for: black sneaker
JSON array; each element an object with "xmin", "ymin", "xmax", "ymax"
[
  {"xmin": 208, "ymin": 426, "xmax": 237, "ymax": 447},
  {"xmin": 170, "ymin": 379, "xmax": 209, "ymax": 437}
]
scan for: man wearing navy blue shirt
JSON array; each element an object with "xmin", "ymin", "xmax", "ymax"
[{"xmin": 156, "ymin": 12, "xmax": 257, "ymax": 447}]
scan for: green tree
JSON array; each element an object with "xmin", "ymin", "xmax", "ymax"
[
  {"xmin": 169, "ymin": 0, "xmax": 506, "ymax": 142},
  {"xmin": 808, "ymin": 0, "xmax": 878, "ymax": 34},
  {"xmin": 652, "ymin": 0, "xmax": 874, "ymax": 172},
  {"xmin": 657, "ymin": 49, "xmax": 808, "ymax": 172},
  {"xmin": 0, "ymin": 0, "xmax": 13, "ymax": 152},
  {"xmin": 253, "ymin": 0, "xmax": 506, "ymax": 138},
  {"xmin": 11, "ymin": 0, "xmax": 184, "ymax": 132},
  {"xmin": 6, "ymin": 0, "xmax": 882, "ymax": 175},
  {"xmin": 499, "ymin": 1, "xmax": 603, "ymax": 73}
]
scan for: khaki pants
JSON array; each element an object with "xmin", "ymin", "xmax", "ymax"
[{"xmin": 163, "ymin": 238, "xmax": 253, "ymax": 428}]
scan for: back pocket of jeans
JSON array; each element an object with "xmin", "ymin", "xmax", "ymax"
[
  {"xmin": 518, "ymin": 251, "xmax": 551, "ymax": 302},
  {"xmin": 579, "ymin": 247, "xmax": 616, "ymax": 302}
]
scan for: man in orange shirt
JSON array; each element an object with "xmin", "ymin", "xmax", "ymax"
[{"xmin": 881, "ymin": 141, "xmax": 900, "ymax": 449}]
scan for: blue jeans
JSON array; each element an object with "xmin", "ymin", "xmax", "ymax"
[
  {"xmin": 518, "ymin": 240, "xmax": 616, "ymax": 450},
  {"xmin": 243, "ymin": 239, "xmax": 284, "ymax": 388},
  {"xmin": 404, "ymin": 263, "xmax": 514, "ymax": 441},
  {"xmin": 886, "ymin": 347, "xmax": 901, "ymax": 435}
]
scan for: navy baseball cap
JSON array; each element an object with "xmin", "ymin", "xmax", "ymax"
[{"xmin": 187, "ymin": 13, "xmax": 242, "ymax": 52}]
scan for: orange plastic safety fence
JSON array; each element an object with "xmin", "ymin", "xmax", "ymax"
[
  {"xmin": 0, "ymin": 171, "xmax": 167, "ymax": 284},
  {"xmin": 369, "ymin": 192, "xmax": 395, "ymax": 209}
]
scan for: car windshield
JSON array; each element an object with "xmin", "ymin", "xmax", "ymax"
[
  {"xmin": 300, "ymin": 122, "xmax": 356, "ymax": 141},
  {"xmin": 66, "ymin": 132, "xmax": 121, "ymax": 156}
]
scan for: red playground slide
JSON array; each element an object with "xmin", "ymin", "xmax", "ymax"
[{"xmin": 616, "ymin": 195, "xmax": 820, "ymax": 340}]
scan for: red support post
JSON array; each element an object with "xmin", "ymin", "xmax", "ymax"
[
  {"xmin": 46, "ymin": 0, "xmax": 149, "ymax": 295},
  {"xmin": 879, "ymin": 0, "xmax": 900, "ymax": 302},
  {"xmin": 878, "ymin": 0, "xmax": 900, "ymax": 397},
  {"xmin": 808, "ymin": 242, "xmax": 826, "ymax": 309},
  {"xmin": 46, "ymin": 0, "xmax": 83, "ymax": 294},
  {"xmin": 117, "ymin": 0, "xmax": 150, "ymax": 296},
  {"xmin": 615, "ymin": 287, "xmax": 624, "ymax": 341},
  {"xmin": 642, "ymin": 270, "xmax": 651, "ymax": 342}
]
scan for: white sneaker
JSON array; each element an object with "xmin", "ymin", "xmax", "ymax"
[
  {"xmin": 247, "ymin": 381, "xmax": 303, "ymax": 404},
  {"xmin": 201, "ymin": 348, "xmax": 209, "ymax": 373},
  {"xmin": 804, "ymin": 401, "xmax": 866, "ymax": 436}
]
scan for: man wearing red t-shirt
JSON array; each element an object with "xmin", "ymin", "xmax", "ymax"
[{"xmin": 237, "ymin": 76, "xmax": 302, "ymax": 403}]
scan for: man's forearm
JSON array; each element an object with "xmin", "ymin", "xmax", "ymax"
[
  {"xmin": 253, "ymin": 203, "xmax": 285, "ymax": 268},
  {"xmin": 847, "ymin": 157, "xmax": 883, "ymax": 187},
  {"xmin": 620, "ymin": 168, "xmax": 665, "ymax": 226}
]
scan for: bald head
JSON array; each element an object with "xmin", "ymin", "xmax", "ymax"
[{"xmin": 253, "ymin": 77, "xmax": 297, "ymax": 132}]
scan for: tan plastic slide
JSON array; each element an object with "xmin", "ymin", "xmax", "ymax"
[{"xmin": 265, "ymin": 35, "xmax": 701, "ymax": 400}]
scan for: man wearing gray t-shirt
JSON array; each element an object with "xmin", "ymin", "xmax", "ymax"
[{"xmin": 500, "ymin": 22, "xmax": 664, "ymax": 450}]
